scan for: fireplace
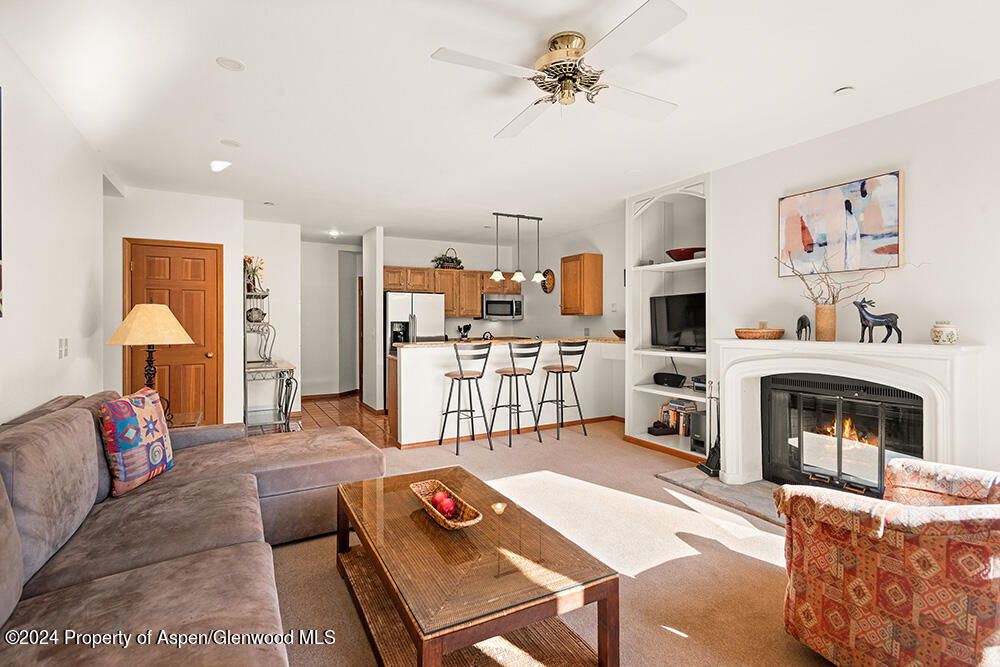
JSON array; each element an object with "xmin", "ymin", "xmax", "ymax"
[{"xmin": 761, "ymin": 373, "xmax": 922, "ymax": 496}]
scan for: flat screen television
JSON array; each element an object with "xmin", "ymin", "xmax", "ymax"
[{"xmin": 650, "ymin": 293, "xmax": 706, "ymax": 351}]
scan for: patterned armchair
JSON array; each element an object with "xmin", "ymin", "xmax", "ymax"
[{"xmin": 774, "ymin": 458, "xmax": 1000, "ymax": 666}]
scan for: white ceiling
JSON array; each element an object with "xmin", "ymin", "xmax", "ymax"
[{"xmin": 2, "ymin": 0, "xmax": 999, "ymax": 243}]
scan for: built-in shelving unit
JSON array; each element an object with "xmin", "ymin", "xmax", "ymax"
[{"xmin": 624, "ymin": 177, "xmax": 711, "ymax": 460}]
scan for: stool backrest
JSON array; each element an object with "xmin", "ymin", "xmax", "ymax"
[
  {"xmin": 556, "ymin": 340, "xmax": 588, "ymax": 371},
  {"xmin": 453, "ymin": 342, "xmax": 491, "ymax": 376},
  {"xmin": 507, "ymin": 340, "xmax": 542, "ymax": 374}
]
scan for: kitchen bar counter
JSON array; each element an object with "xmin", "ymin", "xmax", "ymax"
[
  {"xmin": 392, "ymin": 339, "xmax": 625, "ymax": 447},
  {"xmin": 393, "ymin": 336, "xmax": 624, "ymax": 348}
]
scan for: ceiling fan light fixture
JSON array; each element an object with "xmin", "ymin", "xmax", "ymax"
[{"xmin": 558, "ymin": 79, "xmax": 576, "ymax": 105}]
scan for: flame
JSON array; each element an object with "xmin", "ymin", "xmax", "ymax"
[{"xmin": 819, "ymin": 417, "xmax": 878, "ymax": 447}]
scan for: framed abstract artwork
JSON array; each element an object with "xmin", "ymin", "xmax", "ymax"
[{"xmin": 778, "ymin": 170, "xmax": 901, "ymax": 277}]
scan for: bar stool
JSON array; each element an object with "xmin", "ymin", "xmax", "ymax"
[
  {"xmin": 537, "ymin": 340, "xmax": 588, "ymax": 440},
  {"xmin": 490, "ymin": 340, "xmax": 543, "ymax": 447},
  {"xmin": 438, "ymin": 342, "xmax": 494, "ymax": 455}
]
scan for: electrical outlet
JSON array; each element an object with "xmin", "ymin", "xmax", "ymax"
[
  {"xmin": 583, "ymin": 327, "xmax": 590, "ymax": 337},
  {"xmin": 611, "ymin": 302, "xmax": 618, "ymax": 313},
  {"xmin": 57, "ymin": 338, "xmax": 67, "ymax": 359},
  {"xmin": 64, "ymin": 338, "xmax": 69, "ymax": 357}
]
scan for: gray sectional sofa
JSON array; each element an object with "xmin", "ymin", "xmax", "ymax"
[{"xmin": 0, "ymin": 393, "xmax": 385, "ymax": 665}]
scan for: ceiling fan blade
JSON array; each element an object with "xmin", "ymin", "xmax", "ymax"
[
  {"xmin": 584, "ymin": 0, "xmax": 687, "ymax": 70},
  {"xmin": 593, "ymin": 85, "xmax": 677, "ymax": 121},
  {"xmin": 431, "ymin": 47, "xmax": 543, "ymax": 79},
  {"xmin": 494, "ymin": 99, "xmax": 554, "ymax": 139}
]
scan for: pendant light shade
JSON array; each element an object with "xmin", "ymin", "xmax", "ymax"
[
  {"xmin": 490, "ymin": 213, "xmax": 504, "ymax": 281},
  {"xmin": 531, "ymin": 217, "xmax": 544, "ymax": 282},
  {"xmin": 511, "ymin": 270, "xmax": 526, "ymax": 282},
  {"xmin": 511, "ymin": 217, "xmax": 525, "ymax": 282}
]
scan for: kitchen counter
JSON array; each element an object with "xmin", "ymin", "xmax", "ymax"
[
  {"xmin": 390, "ymin": 338, "xmax": 625, "ymax": 447},
  {"xmin": 393, "ymin": 336, "xmax": 624, "ymax": 348}
]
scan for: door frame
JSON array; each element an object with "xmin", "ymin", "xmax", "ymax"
[
  {"xmin": 358, "ymin": 276, "xmax": 364, "ymax": 399},
  {"xmin": 122, "ymin": 238, "xmax": 225, "ymax": 421}
]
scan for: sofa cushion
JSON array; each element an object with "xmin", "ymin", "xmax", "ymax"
[
  {"xmin": 23, "ymin": 474, "xmax": 264, "ymax": 598},
  {"xmin": 68, "ymin": 391, "xmax": 121, "ymax": 503},
  {"xmin": 0, "ymin": 478, "xmax": 22, "ymax": 627},
  {"xmin": 2, "ymin": 395, "xmax": 84, "ymax": 426},
  {"xmin": 0, "ymin": 543, "xmax": 288, "ymax": 666},
  {"xmin": 163, "ymin": 427, "xmax": 386, "ymax": 497},
  {"xmin": 100, "ymin": 388, "xmax": 174, "ymax": 496},
  {"xmin": 0, "ymin": 409, "xmax": 98, "ymax": 582}
]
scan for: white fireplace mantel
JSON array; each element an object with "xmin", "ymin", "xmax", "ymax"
[{"xmin": 713, "ymin": 338, "xmax": 985, "ymax": 485}]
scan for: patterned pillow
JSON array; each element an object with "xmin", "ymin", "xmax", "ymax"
[{"xmin": 99, "ymin": 388, "xmax": 173, "ymax": 496}]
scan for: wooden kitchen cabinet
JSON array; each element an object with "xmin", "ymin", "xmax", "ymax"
[
  {"xmin": 502, "ymin": 273, "xmax": 522, "ymax": 295},
  {"xmin": 386, "ymin": 355, "xmax": 398, "ymax": 441},
  {"xmin": 482, "ymin": 271, "xmax": 505, "ymax": 294},
  {"xmin": 384, "ymin": 266, "xmax": 407, "ymax": 291},
  {"xmin": 457, "ymin": 271, "xmax": 483, "ymax": 318},
  {"xmin": 561, "ymin": 253, "xmax": 603, "ymax": 316},
  {"xmin": 406, "ymin": 268, "xmax": 435, "ymax": 292},
  {"xmin": 434, "ymin": 269, "xmax": 460, "ymax": 317}
]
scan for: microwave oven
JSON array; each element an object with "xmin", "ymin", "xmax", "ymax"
[{"xmin": 482, "ymin": 293, "xmax": 523, "ymax": 321}]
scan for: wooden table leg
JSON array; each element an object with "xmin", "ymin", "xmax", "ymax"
[
  {"xmin": 598, "ymin": 577, "xmax": 620, "ymax": 667},
  {"xmin": 417, "ymin": 637, "xmax": 443, "ymax": 667},
  {"xmin": 337, "ymin": 488, "xmax": 350, "ymax": 554}
]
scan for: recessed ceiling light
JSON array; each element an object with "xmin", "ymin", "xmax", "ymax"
[
  {"xmin": 216, "ymin": 56, "xmax": 246, "ymax": 72},
  {"xmin": 263, "ymin": 201, "xmax": 275, "ymax": 206},
  {"xmin": 329, "ymin": 230, "xmax": 341, "ymax": 237},
  {"xmin": 209, "ymin": 160, "xmax": 232, "ymax": 172},
  {"xmin": 483, "ymin": 225, "xmax": 492, "ymax": 229},
  {"xmin": 833, "ymin": 86, "xmax": 856, "ymax": 97},
  {"xmin": 220, "ymin": 138, "xmax": 241, "ymax": 148}
]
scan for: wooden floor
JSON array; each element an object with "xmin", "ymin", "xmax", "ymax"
[{"xmin": 300, "ymin": 393, "xmax": 397, "ymax": 449}]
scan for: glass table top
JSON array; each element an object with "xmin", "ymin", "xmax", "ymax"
[{"xmin": 339, "ymin": 466, "xmax": 616, "ymax": 635}]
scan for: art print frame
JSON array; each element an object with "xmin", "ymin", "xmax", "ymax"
[{"xmin": 777, "ymin": 170, "xmax": 902, "ymax": 278}]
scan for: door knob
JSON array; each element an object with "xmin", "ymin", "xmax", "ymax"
[{"xmin": 205, "ymin": 352, "xmax": 214, "ymax": 358}]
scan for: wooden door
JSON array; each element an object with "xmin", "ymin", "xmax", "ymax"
[
  {"xmin": 435, "ymin": 269, "xmax": 459, "ymax": 317},
  {"xmin": 124, "ymin": 239, "xmax": 223, "ymax": 424},
  {"xmin": 384, "ymin": 266, "xmax": 406, "ymax": 291},
  {"xmin": 406, "ymin": 268, "xmax": 435, "ymax": 292},
  {"xmin": 457, "ymin": 271, "xmax": 483, "ymax": 317},
  {"xmin": 561, "ymin": 255, "xmax": 583, "ymax": 315}
]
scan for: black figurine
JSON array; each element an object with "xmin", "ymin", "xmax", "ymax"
[
  {"xmin": 853, "ymin": 298, "xmax": 902, "ymax": 343},
  {"xmin": 796, "ymin": 314, "xmax": 812, "ymax": 340}
]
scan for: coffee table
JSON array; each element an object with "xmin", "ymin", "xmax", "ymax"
[{"xmin": 337, "ymin": 466, "xmax": 619, "ymax": 666}]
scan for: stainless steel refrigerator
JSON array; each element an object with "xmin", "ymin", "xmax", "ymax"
[{"xmin": 383, "ymin": 291, "xmax": 446, "ymax": 406}]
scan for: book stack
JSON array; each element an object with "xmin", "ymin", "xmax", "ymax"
[{"xmin": 659, "ymin": 399, "xmax": 698, "ymax": 437}]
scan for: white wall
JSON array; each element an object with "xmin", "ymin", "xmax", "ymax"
[
  {"xmin": 300, "ymin": 241, "xmax": 361, "ymax": 397},
  {"xmin": 0, "ymin": 36, "xmax": 105, "ymax": 419},
  {"xmin": 708, "ymin": 79, "xmax": 1000, "ymax": 427},
  {"xmin": 362, "ymin": 227, "xmax": 383, "ymax": 409},
  {"xmin": 515, "ymin": 218, "xmax": 627, "ymax": 339},
  {"xmin": 244, "ymin": 219, "xmax": 301, "ymax": 413},
  {"xmin": 103, "ymin": 188, "xmax": 244, "ymax": 423}
]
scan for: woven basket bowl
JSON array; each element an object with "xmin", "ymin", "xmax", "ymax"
[
  {"xmin": 734, "ymin": 328, "xmax": 785, "ymax": 340},
  {"xmin": 409, "ymin": 479, "xmax": 482, "ymax": 530}
]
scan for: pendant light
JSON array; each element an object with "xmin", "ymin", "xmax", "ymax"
[
  {"xmin": 531, "ymin": 216, "xmax": 544, "ymax": 282},
  {"xmin": 511, "ymin": 216, "xmax": 526, "ymax": 282},
  {"xmin": 489, "ymin": 213, "xmax": 504, "ymax": 282}
]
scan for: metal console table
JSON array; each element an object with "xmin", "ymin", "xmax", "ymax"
[{"xmin": 245, "ymin": 360, "xmax": 299, "ymax": 432}]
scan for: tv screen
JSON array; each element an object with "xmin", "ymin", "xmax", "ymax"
[{"xmin": 650, "ymin": 293, "xmax": 706, "ymax": 350}]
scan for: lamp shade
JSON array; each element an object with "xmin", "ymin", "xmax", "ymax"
[{"xmin": 107, "ymin": 304, "xmax": 194, "ymax": 346}]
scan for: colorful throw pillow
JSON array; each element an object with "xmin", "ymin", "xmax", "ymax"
[{"xmin": 99, "ymin": 388, "xmax": 173, "ymax": 496}]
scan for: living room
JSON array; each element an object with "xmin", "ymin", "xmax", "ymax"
[{"xmin": 2, "ymin": 1, "xmax": 999, "ymax": 665}]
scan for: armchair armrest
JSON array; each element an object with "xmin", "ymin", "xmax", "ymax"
[
  {"xmin": 884, "ymin": 458, "xmax": 1000, "ymax": 506},
  {"xmin": 169, "ymin": 423, "xmax": 246, "ymax": 450}
]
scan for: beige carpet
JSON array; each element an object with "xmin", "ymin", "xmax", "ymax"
[{"xmin": 272, "ymin": 421, "xmax": 825, "ymax": 666}]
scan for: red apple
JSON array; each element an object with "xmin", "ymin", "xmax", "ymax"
[
  {"xmin": 431, "ymin": 491, "xmax": 449, "ymax": 508},
  {"xmin": 437, "ymin": 497, "xmax": 456, "ymax": 518}
]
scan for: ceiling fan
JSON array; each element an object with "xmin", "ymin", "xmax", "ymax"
[{"xmin": 431, "ymin": 0, "xmax": 687, "ymax": 138}]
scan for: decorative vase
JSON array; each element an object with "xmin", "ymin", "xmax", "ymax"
[
  {"xmin": 815, "ymin": 304, "xmax": 836, "ymax": 341},
  {"xmin": 930, "ymin": 321, "xmax": 959, "ymax": 345}
]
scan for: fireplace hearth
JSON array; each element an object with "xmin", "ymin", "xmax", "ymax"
[{"xmin": 761, "ymin": 373, "xmax": 922, "ymax": 496}]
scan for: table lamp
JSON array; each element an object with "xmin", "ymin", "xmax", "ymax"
[{"xmin": 107, "ymin": 304, "xmax": 194, "ymax": 415}]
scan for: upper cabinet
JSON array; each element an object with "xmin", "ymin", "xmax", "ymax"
[
  {"xmin": 482, "ymin": 272, "xmax": 521, "ymax": 294},
  {"xmin": 561, "ymin": 253, "xmax": 603, "ymax": 316},
  {"xmin": 384, "ymin": 266, "xmax": 434, "ymax": 292},
  {"xmin": 434, "ymin": 269, "xmax": 459, "ymax": 317},
  {"xmin": 457, "ymin": 271, "xmax": 482, "ymax": 318}
]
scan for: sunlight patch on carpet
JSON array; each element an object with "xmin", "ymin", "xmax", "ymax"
[{"xmin": 487, "ymin": 471, "xmax": 785, "ymax": 576}]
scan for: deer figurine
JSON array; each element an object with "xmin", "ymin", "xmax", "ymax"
[{"xmin": 853, "ymin": 298, "xmax": 902, "ymax": 343}]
